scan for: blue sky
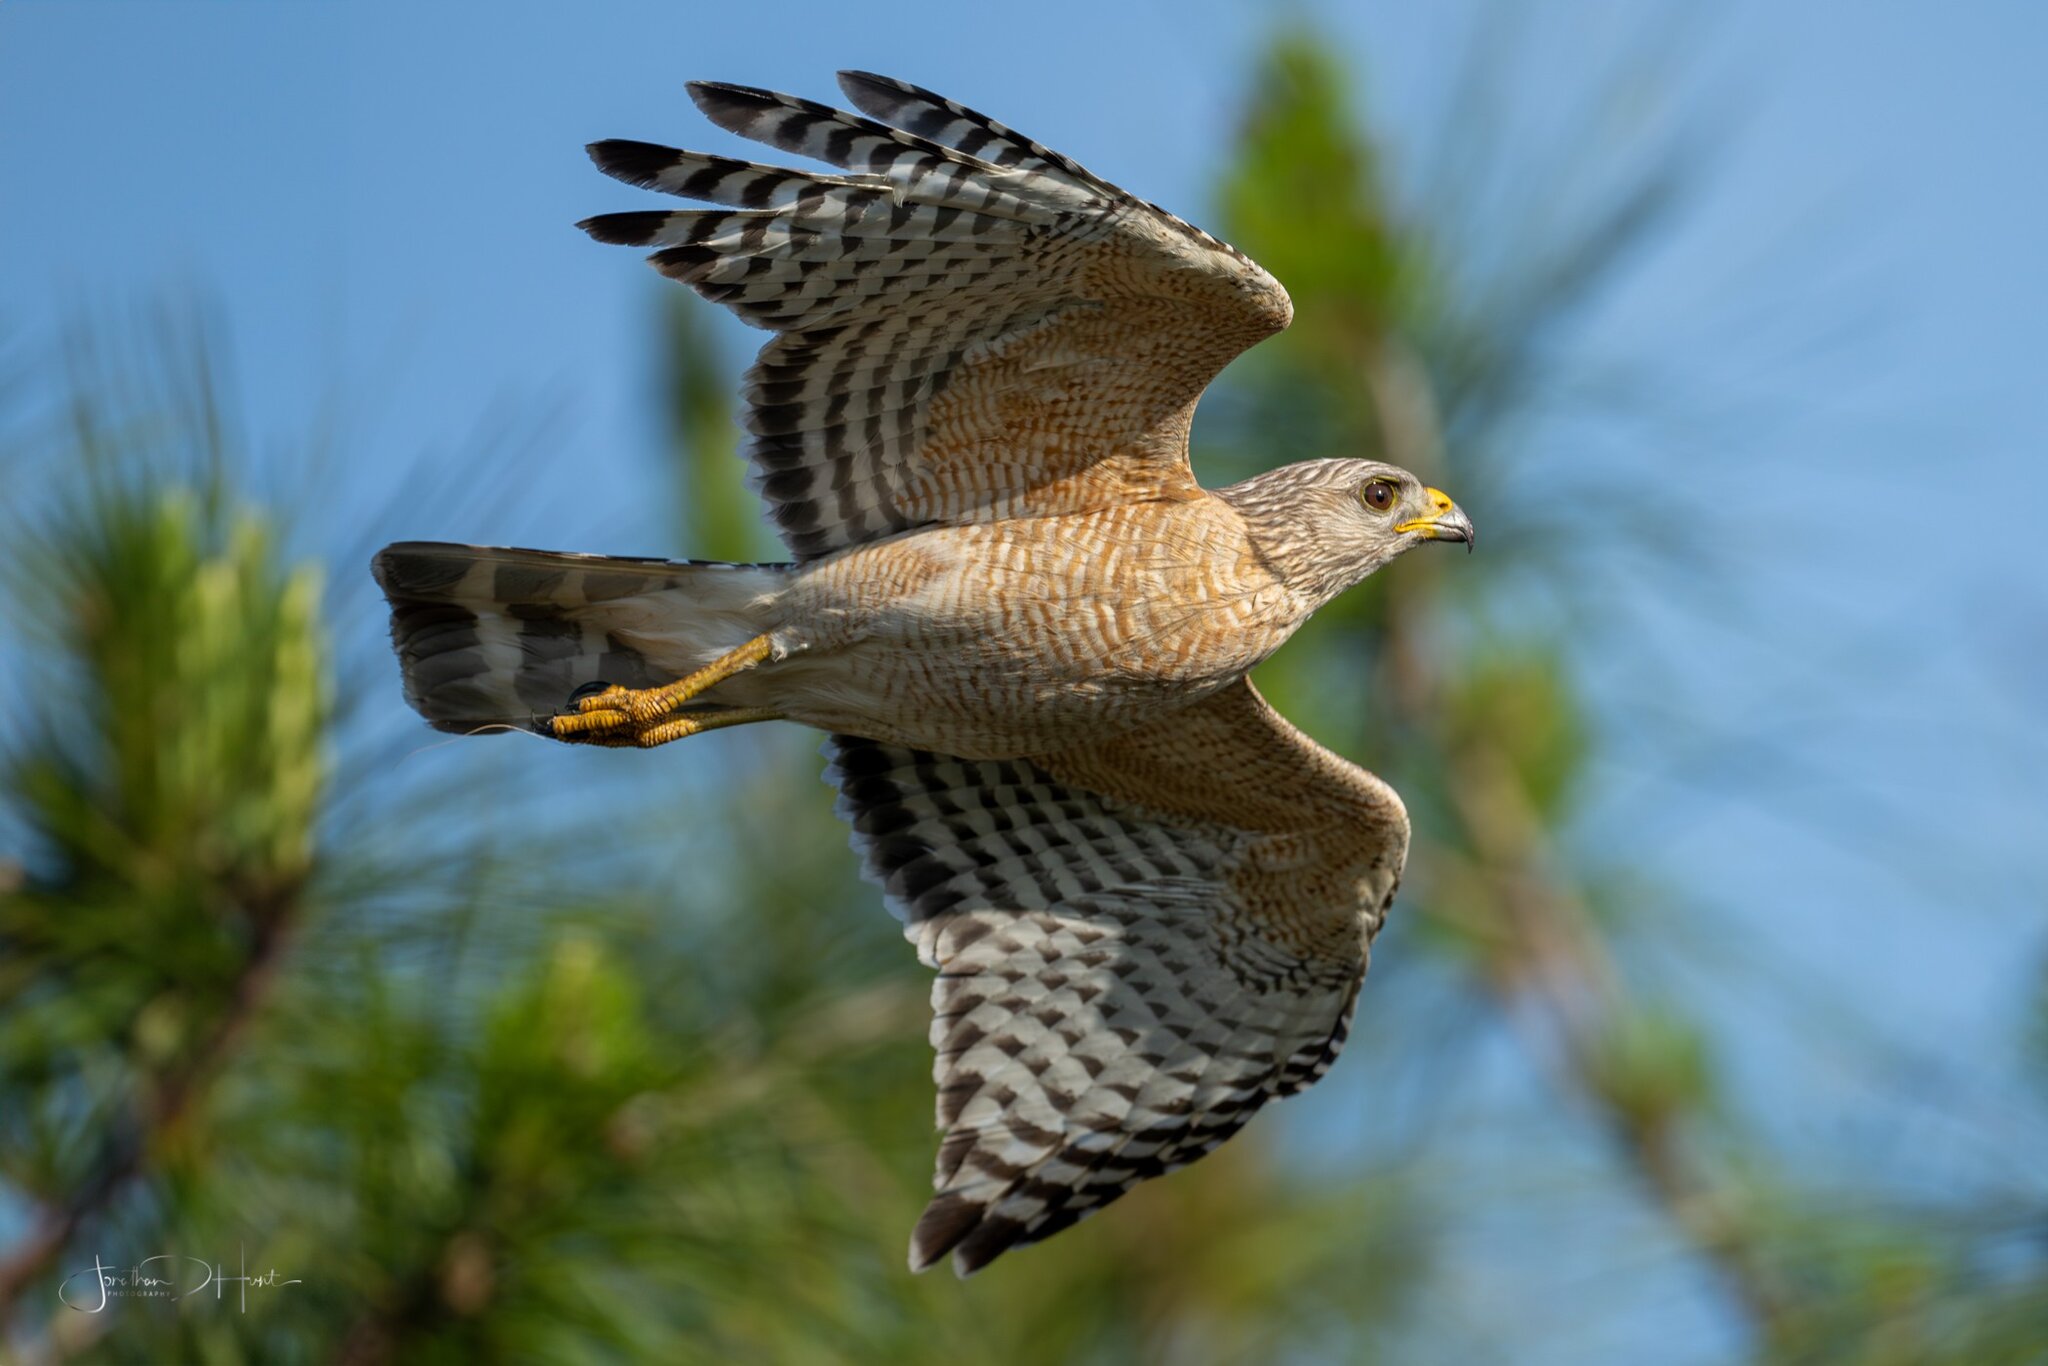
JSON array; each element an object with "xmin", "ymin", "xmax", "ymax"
[{"xmin": 5, "ymin": 1, "xmax": 2045, "ymax": 1358}]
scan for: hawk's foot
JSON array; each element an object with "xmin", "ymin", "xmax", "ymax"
[
  {"xmin": 545, "ymin": 634, "xmax": 774, "ymax": 743},
  {"xmin": 556, "ymin": 705, "xmax": 786, "ymax": 749}
]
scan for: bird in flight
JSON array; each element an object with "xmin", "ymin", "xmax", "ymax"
[{"xmin": 374, "ymin": 71, "xmax": 1472, "ymax": 1277}]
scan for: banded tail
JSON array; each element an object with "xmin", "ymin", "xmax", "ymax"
[{"xmin": 372, "ymin": 541, "xmax": 788, "ymax": 734}]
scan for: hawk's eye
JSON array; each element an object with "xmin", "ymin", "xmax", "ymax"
[{"xmin": 1360, "ymin": 479, "xmax": 1398, "ymax": 512}]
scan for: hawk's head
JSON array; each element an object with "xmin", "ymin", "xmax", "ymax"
[{"xmin": 1220, "ymin": 458, "xmax": 1473, "ymax": 606}]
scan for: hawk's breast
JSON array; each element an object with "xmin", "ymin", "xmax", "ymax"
[{"xmin": 764, "ymin": 498, "xmax": 1299, "ymax": 757}]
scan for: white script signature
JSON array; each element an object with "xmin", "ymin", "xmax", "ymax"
[{"xmin": 57, "ymin": 1248, "xmax": 301, "ymax": 1313}]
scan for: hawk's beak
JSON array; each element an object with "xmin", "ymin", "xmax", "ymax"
[{"xmin": 1395, "ymin": 488, "xmax": 1475, "ymax": 552}]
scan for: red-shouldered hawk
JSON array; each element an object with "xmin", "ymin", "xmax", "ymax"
[{"xmin": 374, "ymin": 71, "xmax": 1472, "ymax": 1276}]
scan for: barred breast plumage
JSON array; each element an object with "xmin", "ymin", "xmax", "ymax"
[{"xmin": 758, "ymin": 499, "xmax": 1300, "ymax": 757}]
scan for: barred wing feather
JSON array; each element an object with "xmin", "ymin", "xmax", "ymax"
[
  {"xmin": 826, "ymin": 682, "xmax": 1408, "ymax": 1275},
  {"xmin": 583, "ymin": 71, "xmax": 1292, "ymax": 559}
]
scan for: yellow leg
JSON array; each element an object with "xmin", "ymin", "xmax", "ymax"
[
  {"xmin": 572, "ymin": 706, "xmax": 786, "ymax": 749},
  {"xmin": 547, "ymin": 635, "xmax": 774, "ymax": 743}
]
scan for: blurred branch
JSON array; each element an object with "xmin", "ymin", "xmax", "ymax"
[
  {"xmin": 1362, "ymin": 332, "xmax": 1446, "ymax": 480},
  {"xmin": 1372, "ymin": 341, "xmax": 1792, "ymax": 1340},
  {"xmin": 1451, "ymin": 729, "xmax": 1786, "ymax": 1329},
  {"xmin": 1213, "ymin": 28, "xmax": 1799, "ymax": 1347}
]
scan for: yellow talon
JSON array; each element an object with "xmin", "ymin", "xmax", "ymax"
[
  {"xmin": 551, "ymin": 706, "xmax": 785, "ymax": 749},
  {"xmin": 543, "ymin": 635, "xmax": 783, "ymax": 749},
  {"xmin": 574, "ymin": 685, "xmax": 632, "ymax": 714},
  {"xmin": 549, "ymin": 706, "xmax": 631, "ymax": 738}
]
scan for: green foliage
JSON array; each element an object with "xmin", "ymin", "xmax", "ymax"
[
  {"xmin": 1583, "ymin": 1003, "xmax": 1713, "ymax": 1136},
  {"xmin": 0, "ymin": 461, "xmax": 326, "ymax": 1287},
  {"xmin": 1736, "ymin": 1191, "xmax": 2048, "ymax": 1366},
  {"xmin": 1217, "ymin": 31, "xmax": 1409, "ymax": 442},
  {"xmin": 1441, "ymin": 649, "xmax": 1585, "ymax": 819},
  {"xmin": 7, "ymin": 490, "xmax": 326, "ymax": 897}
]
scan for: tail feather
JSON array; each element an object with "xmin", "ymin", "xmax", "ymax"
[{"xmin": 372, "ymin": 541, "xmax": 787, "ymax": 734}]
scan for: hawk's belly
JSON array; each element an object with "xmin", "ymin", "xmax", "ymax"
[{"xmin": 757, "ymin": 511, "xmax": 1299, "ymax": 758}]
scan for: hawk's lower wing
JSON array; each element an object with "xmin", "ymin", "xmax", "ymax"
[{"xmin": 826, "ymin": 681, "xmax": 1409, "ymax": 1276}]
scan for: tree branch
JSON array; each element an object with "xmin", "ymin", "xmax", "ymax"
[{"xmin": 1368, "ymin": 352, "xmax": 1790, "ymax": 1344}]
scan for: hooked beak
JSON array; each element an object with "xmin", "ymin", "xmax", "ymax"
[{"xmin": 1394, "ymin": 487, "xmax": 1475, "ymax": 553}]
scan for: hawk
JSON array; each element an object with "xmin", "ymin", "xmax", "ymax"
[{"xmin": 373, "ymin": 72, "xmax": 1473, "ymax": 1276}]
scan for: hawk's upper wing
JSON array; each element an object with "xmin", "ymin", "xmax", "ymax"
[
  {"xmin": 826, "ymin": 681, "xmax": 1408, "ymax": 1276},
  {"xmin": 584, "ymin": 71, "xmax": 1292, "ymax": 559}
]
